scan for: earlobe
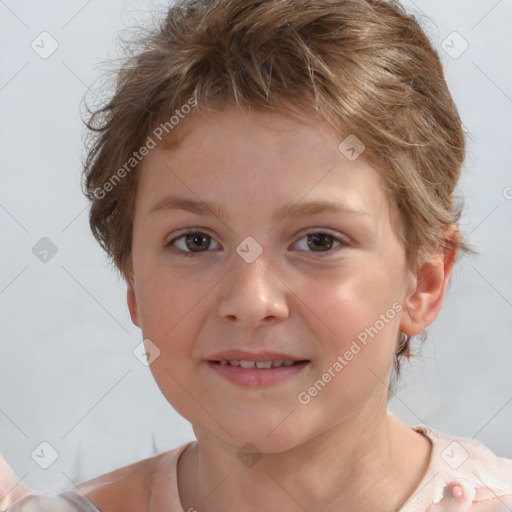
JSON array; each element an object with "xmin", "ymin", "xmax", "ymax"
[
  {"xmin": 400, "ymin": 229, "xmax": 459, "ymax": 336},
  {"xmin": 127, "ymin": 285, "xmax": 141, "ymax": 328}
]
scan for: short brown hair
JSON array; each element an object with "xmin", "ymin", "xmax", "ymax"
[{"xmin": 82, "ymin": 0, "xmax": 473, "ymax": 379}]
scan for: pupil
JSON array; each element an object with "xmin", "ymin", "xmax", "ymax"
[
  {"xmin": 308, "ymin": 233, "xmax": 333, "ymax": 251},
  {"xmin": 187, "ymin": 233, "xmax": 209, "ymax": 251}
]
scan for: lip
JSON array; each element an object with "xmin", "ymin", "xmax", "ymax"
[
  {"xmin": 206, "ymin": 349, "xmax": 305, "ymax": 362},
  {"xmin": 205, "ymin": 350, "xmax": 310, "ymax": 387}
]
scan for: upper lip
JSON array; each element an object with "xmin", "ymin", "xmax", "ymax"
[{"xmin": 206, "ymin": 350, "xmax": 308, "ymax": 362}]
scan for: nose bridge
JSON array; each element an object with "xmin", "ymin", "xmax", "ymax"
[{"xmin": 217, "ymin": 243, "xmax": 288, "ymax": 325}]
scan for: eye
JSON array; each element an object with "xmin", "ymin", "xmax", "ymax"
[
  {"xmin": 165, "ymin": 230, "xmax": 221, "ymax": 257},
  {"xmin": 293, "ymin": 230, "xmax": 348, "ymax": 256},
  {"xmin": 165, "ymin": 228, "xmax": 349, "ymax": 258}
]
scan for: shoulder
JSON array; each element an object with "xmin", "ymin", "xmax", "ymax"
[
  {"xmin": 71, "ymin": 453, "xmax": 163, "ymax": 512},
  {"xmin": 401, "ymin": 425, "xmax": 512, "ymax": 511},
  {"xmin": 71, "ymin": 442, "xmax": 192, "ymax": 512}
]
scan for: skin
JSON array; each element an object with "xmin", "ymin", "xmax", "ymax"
[
  {"xmin": 123, "ymin": 106, "xmax": 456, "ymax": 512},
  {"xmin": 0, "ymin": 457, "xmax": 32, "ymax": 511},
  {"xmin": 0, "ymin": 106, "xmax": 458, "ymax": 512}
]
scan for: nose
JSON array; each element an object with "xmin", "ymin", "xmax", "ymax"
[{"xmin": 216, "ymin": 251, "xmax": 289, "ymax": 328}]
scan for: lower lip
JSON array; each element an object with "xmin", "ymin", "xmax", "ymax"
[{"xmin": 206, "ymin": 361, "xmax": 310, "ymax": 387}]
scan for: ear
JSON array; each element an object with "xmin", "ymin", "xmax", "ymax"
[
  {"xmin": 127, "ymin": 283, "xmax": 141, "ymax": 328},
  {"xmin": 400, "ymin": 227, "xmax": 459, "ymax": 336}
]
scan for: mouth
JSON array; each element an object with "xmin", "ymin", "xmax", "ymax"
[
  {"xmin": 205, "ymin": 350, "xmax": 311, "ymax": 387},
  {"xmin": 210, "ymin": 359, "xmax": 307, "ymax": 368}
]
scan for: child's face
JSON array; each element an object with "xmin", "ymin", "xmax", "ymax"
[{"xmin": 127, "ymin": 107, "xmax": 417, "ymax": 451}]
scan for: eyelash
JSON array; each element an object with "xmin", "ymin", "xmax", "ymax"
[{"xmin": 164, "ymin": 229, "xmax": 349, "ymax": 258}]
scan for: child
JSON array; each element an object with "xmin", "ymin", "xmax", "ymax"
[{"xmin": 2, "ymin": 0, "xmax": 511, "ymax": 510}]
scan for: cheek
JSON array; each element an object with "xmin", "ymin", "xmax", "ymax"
[
  {"xmin": 295, "ymin": 271, "xmax": 401, "ymax": 416},
  {"xmin": 303, "ymin": 263, "xmax": 403, "ymax": 341},
  {"xmin": 136, "ymin": 268, "xmax": 205, "ymax": 417},
  {"xmin": 295, "ymin": 265, "xmax": 404, "ymax": 398},
  {"xmin": 134, "ymin": 256, "xmax": 209, "ymax": 339}
]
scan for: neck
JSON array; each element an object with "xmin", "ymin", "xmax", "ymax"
[{"xmin": 177, "ymin": 407, "xmax": 432, "ymax": 512}]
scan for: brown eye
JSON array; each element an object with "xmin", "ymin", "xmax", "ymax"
[
  {"xmin": 166, "ymin": 230, "xmax": 221, "ymax": 257},
  {"xmin": 184, "ymin": 233, "xmax": 211, "ymax": 252},
  {"xmin": 293, "ymin": 230, "xmax": 348, "ymax": 257},
  {"xmin": 307, "ymin": 233, "xmax": 335, "ymax": 252}
]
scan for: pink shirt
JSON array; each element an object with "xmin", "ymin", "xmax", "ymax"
[
  {"xmin": 402, "ymin": 425, "xmax": 512, "ymax": 511},
  {"xmin": 6, "ymin": 425, "xmax": 512, "ymax": 511}
]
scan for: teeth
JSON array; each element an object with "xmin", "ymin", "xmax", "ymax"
[
  {"xmin": 255, "ymin": 361, "xmax": 272, "ymax": 369},
  {"xmin": 218, "ymin": 359, "xmax": 298, "ymax": 368}
]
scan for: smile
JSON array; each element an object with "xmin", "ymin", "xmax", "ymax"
[
  {"xmin": 214, "ymin": 359, "xmax": 302, "ymax": 368},
  {"xmin": 206, "ymin": 359, "xmax": 310, "ymax": 387}
]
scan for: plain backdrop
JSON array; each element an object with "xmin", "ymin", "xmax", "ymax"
[{"xmin": 0, "ymin": 0, "xmax": 511, "ymax": 492}]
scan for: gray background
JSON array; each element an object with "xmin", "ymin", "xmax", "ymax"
[{"xmin": 1, "ymin": 0, "xmax": 511, "ymax": 492}]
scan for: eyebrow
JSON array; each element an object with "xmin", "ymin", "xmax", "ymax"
[{"xmin": 149, "ymin": 195, "xmax": 370, "ymax": 222}]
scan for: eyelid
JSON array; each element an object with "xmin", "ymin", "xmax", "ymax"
[
  {"xmin": 165, "ymin": 227, "xmax": 214, "ymax": 243},
  {"xmin": 165, "ymin": 228, "xmax": 220, "ymax": 256},
  {"xmin": 297, "ymin": 227, "xmax": 350, "ymax": 243},
  {"xmin": 292, "ymin": 228, "xmax": 350, "ymax": 257}
]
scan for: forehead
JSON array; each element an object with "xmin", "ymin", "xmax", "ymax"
[{"xmin": 136, "ymin": 107, "xmax": 392, "ymax": 227}]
